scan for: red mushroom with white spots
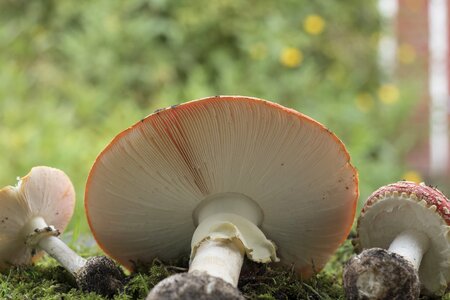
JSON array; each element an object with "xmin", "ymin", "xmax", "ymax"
[
  {"xmin": 344, "ymin": 181, "xmax": 450, "ymax": 299},
  {"xmin": 0, "ymin": 166, "xmax": 125, "ymax": 297},
  {"xmin": 85, "ymin": 96, "xmax": 358, "ymax": 299}
]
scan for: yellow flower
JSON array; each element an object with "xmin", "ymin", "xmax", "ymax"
[
  {"xmin": 397, "ymin": 43, "xmax": 416, "ymax": 64},
  {"xmin": 402, "ymin": 170, "xmax": 423, "ymax": 183},
  {"xmin": 280, "ymin": 47, "xmax": 303, "ymax": 68},
  {"xmin": 304, "ymin": 15, "xmax": 326, "ymax": 35},
  {"xmin": 378, "ymin": 84, "xmax": 400, "ymax": 104},
  {"xmin": 355, "ymin": 93, "xmax": 374, "ymax": 112}
]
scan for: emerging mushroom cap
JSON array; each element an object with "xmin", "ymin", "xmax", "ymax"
[
  {"xmin": 0, "ymin": 166, "xmax": 75, "ymax": 269},
  {"xmin": 355, "ymin": 181, "xmax": 450, "ymax": 294},
  {"xmin": 85, "ymin": 95, "xmax": 358, "ymax": 277}
]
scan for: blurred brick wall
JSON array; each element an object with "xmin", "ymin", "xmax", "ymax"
[{"xmin": 397, "ymin": 0, "xmax": 444, "ymax": 178}]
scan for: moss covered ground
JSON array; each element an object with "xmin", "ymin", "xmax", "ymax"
[{"xmin": 0, "ymin": 238, "xmax": 448, "ymax": 300}]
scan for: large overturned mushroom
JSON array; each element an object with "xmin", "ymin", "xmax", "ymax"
[
  {"xmin": 85, "ymin": 95, "xmax": 358, "ymax": 298},
  {"xmin": 343, "ymin": 181, "xmax": 450, "ymax": 299},
  {"xmin": 0, "ymin": 166, "xmax": 125, "ymax": 297}
]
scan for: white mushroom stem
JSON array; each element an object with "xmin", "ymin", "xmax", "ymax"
[
  {"xmin": 38, "ymin": 235, "xmax": 87, "ymax": 275},
  {"xmin": 189, "ymin": 193, "xmax": 279, "ymax": 287},
  {"xmin": 387, "ymin": 229, "xmax": 430, "ymax": 270},
  {"xmin": 189, "ymin": 239, "xmax": 244, "ymax": 287},
  {"xmin": 22, "ymin": 216, "xmax": 87, "ymax": 276}
]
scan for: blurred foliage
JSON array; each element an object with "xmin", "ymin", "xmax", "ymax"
[{"xmin": 0, "ymin": 0, "xmax": 418, "ymax": 233}]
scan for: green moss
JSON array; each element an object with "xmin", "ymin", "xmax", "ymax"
[
  {"xmin": 238, "ymin": 262, "xmax": 344, "ymax": 300},
  {"xmin": 1, "ymin": 239, "xmax": 447, "ymax": 299},
  {"xmin": 122, "ymin": 259, "xmax": 183, "ymax": 299}
]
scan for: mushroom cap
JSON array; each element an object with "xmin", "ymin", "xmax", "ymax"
[
  {"xmin": 0, "ymin": 166, "xmax": 75, "ymax": 269},
  {"xmin": 85, "ymin": 95, "xmax": 358, "ymax": 277},
  {"xmin": 355, "ymin": 181, "xmax": 450, "ymax": 294}
]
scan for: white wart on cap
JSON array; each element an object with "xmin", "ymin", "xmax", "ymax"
[
  {"xmin": 344, "ymin": 181, "xmax": 450, "ymax": 299},
  {"xmin": 85, "ymin": 96, "xmax": 358, "ymax": 291},
  {"xmin": 0, "ymin": 166, "xmax": 125, "ymax": 297}
]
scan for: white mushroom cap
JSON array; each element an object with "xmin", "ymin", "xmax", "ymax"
[
  {"xmin": 355, "ymin": 181, "xmax": 450, "ymax": 294},
  {"xmin": 85, "ymin": 95, "xmax": 358, "ymax": 277},
  {"xmin": 0, "ymin": 166, "xmax": 75, "ymax": 269}
]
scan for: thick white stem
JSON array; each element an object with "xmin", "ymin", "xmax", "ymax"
[
  {"xmin": 190, "ymin": 193, "xmax": 278, "ymax": 287},
  {"xmin": 38, "ymin": 236, "xmax": 87, "ymax": 276},
  {"xmin": 189, "ymin": 239, "xmax": 244, "ymax": 287},
  {"xmin": 23, "ymin": 216, "xmax": 86, "ymax": 276},
  {"xmin": 388, "ymin": 229, "xmax": 430, "ymax": 270}
]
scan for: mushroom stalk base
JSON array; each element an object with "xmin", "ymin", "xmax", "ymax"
[
  {"xmin": 189, "ymin": 239, "xmax": 244, "ymax": 287},
  {"xmin": 343, "ymin": 248, "xmax": 421, "ymax": 300},
  {"xmin": 388, "ymin": 229, "xmax": 430, "ymax": 270}
]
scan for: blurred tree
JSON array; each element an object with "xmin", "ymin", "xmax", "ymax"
[{"xmin": 0, "ymin": 0, "xmax": 416, "ymax": 231}]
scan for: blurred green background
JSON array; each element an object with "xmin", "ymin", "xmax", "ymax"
[{"xmin": 0, "ymin": 0, "xmax": 419, "ymax": 234}]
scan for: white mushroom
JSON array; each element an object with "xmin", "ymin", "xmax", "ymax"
[
  {"xmin": 344, "ymin": 181, "xmax": 450, "ymax": 299},
  {"xmin": 0, "ymin": 166, "xmax": 125, "ymax": 297},
  {"xmin": 85, "ymin": 96, "xmax": 358, "ymax": 298}
]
